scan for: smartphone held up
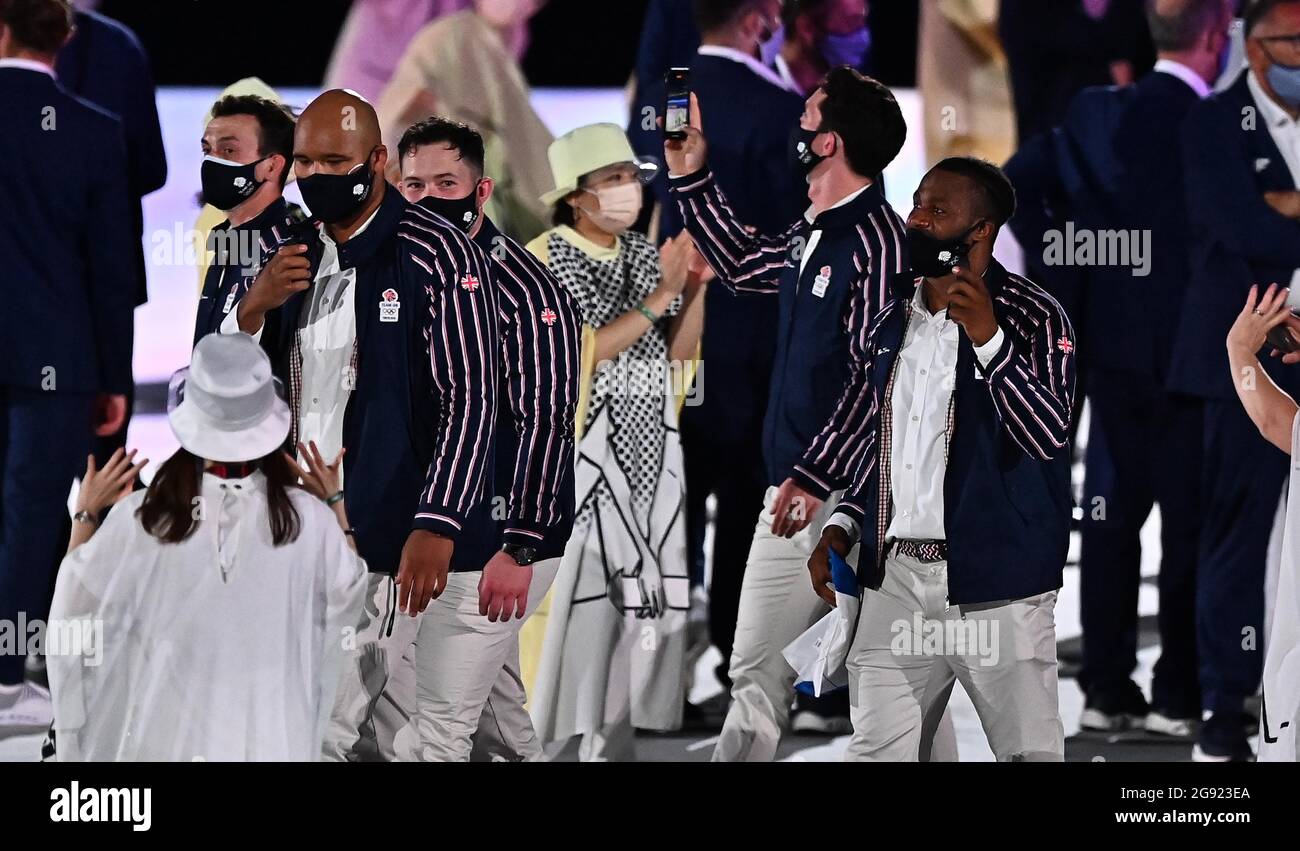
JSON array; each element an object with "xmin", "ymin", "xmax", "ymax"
[{"xmin": 664, "ymin": 67, "xmax": 690, "ymax": 141}]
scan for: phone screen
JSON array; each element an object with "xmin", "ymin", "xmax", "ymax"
[
  {"xmin": 665, "ymin": 94, "xmax": 689, "ymax": 134},
  {"xmin": 664, "ymin": 67, "xmax": 690, "ymax": 138}
]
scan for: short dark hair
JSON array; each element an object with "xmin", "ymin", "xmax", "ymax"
[
  {"xmin": 397, "ymin": 116, "xmax": 486, "ymax": 177},
  {"xmin": 0, "ymin": 0, "xmax": 72, "ymax": 54},
  {"xmin": 930, "ymin": 157, "xmax": 1017, "ymax": 227},
  {"xmin": 818, "ymin": 67, "xmax": 907, "ymax": 179},
  {"xmin": 693, "ymin": 0, "xmax": 763, "ymax": 34},
  {"xmin": 1245, "ymin": 0, "xmax": 1300, "ymax": 35},
  {"xmin": 1147, "ymin": 0, "xmax": 1230, "ymax": 51},
  {"xmin": 209, "ymin": 95, "xmax": 296, "ymax": 186}
]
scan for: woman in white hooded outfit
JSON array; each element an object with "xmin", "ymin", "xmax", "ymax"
[
  {"xmin": 46, "ymin": 333, "xmax": 367, "ymax": 761},
  {"xmin": 1224, "ymin": 284, "xmax": 1300, "ymax": 762}
]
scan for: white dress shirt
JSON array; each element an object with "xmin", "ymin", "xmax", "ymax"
[
  {"xmin": 798, "ymin": 183, "xmax": 872, "ymax": 278},
  {"xmin": 697, "ymin": 43, "xmax": 797, "ymax": 93},
  {"xmin": 221, "ymin": 207, "xmax": 380, "ymax": 474},
  {"xmin": 0, "ymin": 57, "xmax": 55, "ymax": 76},
  {"xmin": 829, "ymin": 282, "xmax": 1005, "ymax": 542},
  {"xmin": 1153, "ymin": 58, "xmax": 1211, "ymax": 99},
  {"xmin": 1248, "ymin": 70, "xmax": 1300, "ymax": 291}
]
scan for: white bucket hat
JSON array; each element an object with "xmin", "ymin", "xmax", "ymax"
[
  {"xmin": 539, "ymin": 122, "xmax": 659, "ymax": 206},
  {"xmin": 167, "ymin": 334, "xmax": 291, "ymax": 463}
]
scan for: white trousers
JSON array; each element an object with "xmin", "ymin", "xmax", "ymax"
[
  {"xmin": 323, "ymin": 559, "xmax": 559, "ymax": 762},
  {"xmin": 845, "ymin": 551, "xmax": 1064, "ymax": 762},
  {"xmin": 712, "ymin": 487, "xmax": 840, "ymax": 762}
]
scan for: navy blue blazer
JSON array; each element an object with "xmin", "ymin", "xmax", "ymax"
[
  {"xmin": 672, "ymin": 170, "xmax": 909, "ymax": 498},
  {"xmin": 1104, "ymin": 70, "xmax": 1202, "ymax": 380},
  {"xmin": 57, "ymin": 10, "xmax": 167, "ymax": 307},
  {"xmin": 1168, "ymin": 71, "xmax": 1300, "ymax": 401},
  {"xmin": 0, "ymin": 66, "xmax": 135, "ymax": 395},
  {"xmin": 193, "ymin": 197, "xmax": 301, "ymax": 346},
  {"xmin": 1005, "ymin": 82, "xmax": 1131, "ymax": 370},
  {"xmin": 835, "ymin": 263, "xmax": 1077, "ymax": 605},
  {"xmin": 256, "ymin": 189, "xmax": 501, "ymax": 575}
]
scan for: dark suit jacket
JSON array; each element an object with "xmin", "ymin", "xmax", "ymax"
[
  {"xmin": 999, "ymin": 0, "xmax": 1152, "ymax": 143},
  {"xmin": 0, "ymin": 66, "xmax": 135, "ymax": 395},
  {"xmin": 1168, "ymin": 71, "xmax": 1300, "ymax": 401},
  {"xmin": 1104, "ymin": 70, "xmax": 1202, "ymax": 380},
  {"xmin": 1005, "ymin": 82, "xmax": 1132, "ymax": 369},
  {"xmin": 641, "ymin": 53, "xmax": 806, "ymax": 446},
  {"xmin": 57, "ymin": 9, "xmax": 167, "ymax": 307}
]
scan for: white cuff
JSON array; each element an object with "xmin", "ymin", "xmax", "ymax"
[
  {"xmin": 220, "ymin": 303, "xmax": 263, "ymax": 342},
  {"xmin": 973, "ymin": 325, "xmax": 1005, "ymax": 368},
  {"xmin": 826, "ymin": 513, "xmax": 861, "ymax": 543}
]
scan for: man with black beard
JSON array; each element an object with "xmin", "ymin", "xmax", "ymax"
[{"xmin": 809, "ymin": 158, "xmax": 1077, "ymax": 761}]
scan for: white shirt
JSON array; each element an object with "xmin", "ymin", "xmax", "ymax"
[
  {"xmin": 799, "ymin": 184, "xmax": 873, "ymax": 277},
  {"xmin": 829, "ymin": 283, "xmax": 1005, "ymax": 542},
  {"xmin": 0, "ymin": 57, "xmax": 54, "ymax": 77},
  {"xmin": 1153, "ymin": 58, "xmax": 1211, "ymax": 99},
  {"xmin": 1248, "ymin": 70, "xmax": 1300, "ymax": 291},
  {"xmin": 222, "ymin": 207, "xmax": 380, "ymax": 472},
  {"xmin": 697, "ymin": 44, "xmax": 797, "ymax": 93},
  {"xmin": 773, "ymin": 53, "xmax": 803, "ymax": 95},
  {"xmin": 46, "ymin": 474, "xmax": 367, "ymax": 761}
]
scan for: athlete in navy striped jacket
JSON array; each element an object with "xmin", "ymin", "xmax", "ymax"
[
  {"xmin": 320, "ymin": 116, "xmax": 582, "ymax": 763},
  {"xmin": 665, "ymin": 67, "xmax": 913, "ymax": 763},
  {"xmin": 814, "ymin": 160, "xmax": 1077, "ymax": 607},
  {"xmin": 193, "ymin": 94, "xmax": 301, "ymax": 345},
  {"xmin": 810, "ymin": 158, "xmax": 1077, "ymax": 762},
  {"xmin": 226, "ymin": 92, "xmax": 499, "ymax": 619}
]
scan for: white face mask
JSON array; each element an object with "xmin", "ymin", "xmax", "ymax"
[{"xmin": 580, "ymin": 182, "xmax": 642, "ymax": 234}]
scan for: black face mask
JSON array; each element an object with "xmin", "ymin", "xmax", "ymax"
[
  {"xmin": 298, "ymin": 150, "xmax": 376, "ymax": 224},
  {"xmin": 789, "ymin": 125, "xmax": 829, "ymax": 177},
  {"xmin": 415, "ymin": 183, "xmax": 481, "ymax": 233},
  {"xmin": 906, "ymin": 221, "xmax": 982, "ymax": 278},
  {"xmin": 201, "ymin": 155, "xmax": 267, "ymax": 212}
]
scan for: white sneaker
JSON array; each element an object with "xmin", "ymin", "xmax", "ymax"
[
  {"xmin": 1144, "ymin": 711, "xmax": 1198, "ymax": 739},
  {"xmin": 0, "ymin": 682, "xmax": 53, "ymax": 732}
]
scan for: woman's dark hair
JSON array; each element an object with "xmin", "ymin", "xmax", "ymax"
[
  {"xmin": 137, "ymin": 448, "xmax": 302, "ymax": 546},
  {"xmin": 552, "ymin": 198, "xmax": 577, "ymax": 227}
]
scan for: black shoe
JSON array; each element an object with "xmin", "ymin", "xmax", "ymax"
[
  {"xmin": 1192, "ymin": 712, "xmax": 1254, "ymax": 762},
  {"xmin": 1080, "ymin": 681, "xmax": 1149, "ymax": 732}
]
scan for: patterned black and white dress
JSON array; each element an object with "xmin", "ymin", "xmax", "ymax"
[{"xmin": 527, "ymin": 225, "xmax": 690, "ymax": 755}]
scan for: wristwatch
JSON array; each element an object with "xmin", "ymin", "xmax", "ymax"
[
  {"xmin": 73, "ymin": 510, "xmax": 97, "ymax": 526},
  {"xmin": 501, "ymin": 542, "xmax": 538, "ymax": 566}
]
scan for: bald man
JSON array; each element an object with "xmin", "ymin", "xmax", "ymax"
[{"xmin": 220, "ymin": 90, "xmax": 503, "ymax": 761}]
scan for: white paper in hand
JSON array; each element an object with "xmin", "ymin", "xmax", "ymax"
[{"xmin": 784, "ymin": 549, "xmax": 860, "ymax": 697}]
